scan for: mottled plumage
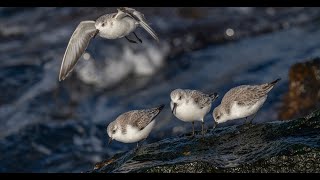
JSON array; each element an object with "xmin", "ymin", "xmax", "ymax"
[
  {"xmin": 213, "ymin": 78, "xmax": 281, "ymax": 125},
  {"xmin": 107, "ymin": 105, "xmax": 164, "ymax": 146},
  {"xmin": 116, "ymin": 105, "xmax": 164, "ymax": 133},
  {"xmin": 184, "ymin": 89, "xmax": 217, "ymax": 109},
  {"xmin": 222, "ymin": 79, "xmax": 279, "ymax": 113},
  {"xmin": 170, "ymin": 89, "xmax": 218, "ymax": 137}
]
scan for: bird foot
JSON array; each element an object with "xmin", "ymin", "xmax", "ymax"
[{"xmin": 125, "ymin": 36, "xmax": 138, "ymax": 44}]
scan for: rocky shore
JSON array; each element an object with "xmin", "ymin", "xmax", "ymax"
[{"xmin": 91, "ymin": 109, "xmax": 320, "ymax": 173}]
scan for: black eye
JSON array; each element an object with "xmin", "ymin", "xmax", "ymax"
[
  {"xmin": 178, "ymin": 96, "xmax": 182, "ymax": 100},
  {"xmin": 216, "ymin": 115, "xmax": 220, "ymax": 119},
  {"xmin": 101, "ymin": 23, "xmax": 105, "ymax": 27},
  {"xmin": 112, "ymin": 130, "xmax": 116, "ymax": 134}
]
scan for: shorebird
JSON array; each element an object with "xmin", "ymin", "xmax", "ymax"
[
  {"xmin": 213, "ymin": 78, "xmax": 281, "ymax": 126},
  {"xmin": 59, "ymin": 7, "xmax": 159, "ymax": 81},
  {"xmin": 107, "ymin": 104, "xmax": 164, "ymax": 148},
  {"xmin": 170, "ymin": 89, "xmax": 218, "ymax": 137}
]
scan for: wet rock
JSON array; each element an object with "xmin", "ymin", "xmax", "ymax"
[
  {"xmin": 3, "ymin": 7, "xmax": 320, "ymax": 172},
  {"xmin": 279, "ymin": 58, "xmax": 320, "ymax": 120},
  {"xmin": 90, "ymin": 109, "xmax": 320, "ymax": 173},
  {"xmin": 0, "ymin": 122, "xmax": 107, "ymax": 173}
]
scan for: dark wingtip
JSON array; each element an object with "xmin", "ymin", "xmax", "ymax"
[
  {"xmin": 157, "ymin": 104, "xmax": 165, "ymax": 111},
  {"xmin": 270, "ymin": 78, "xmax": 281, "ymax": 85},
  {"xmin": 58, "ymin": 73, "xmax": 65, "ymax": 82},
  {"xmin": 210, "ymin": 92, "xmax": 219, "ymax": 100}
]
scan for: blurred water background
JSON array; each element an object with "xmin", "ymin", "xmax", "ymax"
[{"xmin": 1, "ymin": 7, "xmax": 320, "ymax": 172}]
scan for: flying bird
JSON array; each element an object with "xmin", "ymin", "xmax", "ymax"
[{"xmin": 59, "ymin": 7, "xmax": 159, "ymax": 81}]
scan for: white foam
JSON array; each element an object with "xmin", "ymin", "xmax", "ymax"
[{"xmin": 75, "ymin": 40, "xmax": 169, "ymax": 88}]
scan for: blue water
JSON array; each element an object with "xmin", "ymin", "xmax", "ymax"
[{"xmin": 1, "ymin": 7, "xmax": 320, "ymax": 172}]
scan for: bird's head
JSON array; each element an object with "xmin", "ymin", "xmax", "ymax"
[
  {"xmin": 213, "ymin": 105, "xmax": 228, "ymax": 124},
  {"xmin": 106, "ymin": 121, "xmax": 119, "ymax": 144}
]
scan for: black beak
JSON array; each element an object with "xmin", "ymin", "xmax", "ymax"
[
  {"xmin": 108, "ymin": 138, "xmax": 113, "ymax": 145},
  {"xmin": 172, "ymin": 103, "xmax": 177, "ymax": 114},
  {"xmin": 93, "ymin": 30, "xmax": 99, "ymax": 38},
  {"xmin": 213, "ymin": 121, "xmax": 218, "ymax": 129}
]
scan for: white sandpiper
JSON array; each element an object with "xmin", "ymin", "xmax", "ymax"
[
  {"xmin": 170, "ymin": 89, "xmax": 218, "ymax": 137},
  {"xmin": 59, "ymin": 7, "xmax": 159, "ymax": 81},
  {"xmin": 107, "ymin": 104, "xmax": 164, "ymax": 148},
  {"xmin": 213, "ymin": 78, "xmax": 281, "ymax": 127}
]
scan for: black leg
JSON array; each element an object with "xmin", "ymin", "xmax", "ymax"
[
  {"xmin": 245, "ymin": 113, "xmax": 257, "ymax": 125},
  {"xmin": 250, "ymin": 113, "xmax": 257, "ymax": 123},
  {"xmin": 134, "ymin": 139, "xmax": 146, "ymax": 152},
  {"xmin": 202, "ymin": 121, "xmax": 205, "ymax": 137},
  {"xmin": 245, "ymin": 117, "xmax": 250, "ymax": 125},
  {"xmin": 125, "ymin": 36, "xmax": 137, "ymax": 43},
  {"xmin": 134, "ymin": 140, "xmax": 143, "ymax": 152},
  {"xmin": 192, "ymin": 121, "xmax": 195, "ymax": 137},
  {"xmin": 135, "ymin": 140, "xmax": 141, "ymax": 151},
  {"xmin": 213, "ymin": 121, "xmax": 218, "ymax": 129},
  {"xmin": 133, "ymin": 32, "xmax": 142, "ymax": 43}
]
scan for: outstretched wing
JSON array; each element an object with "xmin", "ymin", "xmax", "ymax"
[
  {"xmin": 117, "ymin": 7, "xmax": 159, "ymax": 42},
  {"xmin": 59, "ymin": 21, "xmax": 98, "ymax": 81}
]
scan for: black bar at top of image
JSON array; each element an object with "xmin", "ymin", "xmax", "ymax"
[{"xmin": 0, "ymin": 0, "xmax": 319, "ymax": 7}]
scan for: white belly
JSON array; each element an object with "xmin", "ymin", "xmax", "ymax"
[
  {"xmin": 113, "ymin": 120, "xmax": 155, "ymax": 143},
  {"xmin": 230, "ymin": 97, "xmax": 267, "ymax": 120},
  {"xmin": 173, "ymin": 102, "xmax": 210, "ymax": 122},
  {"xmin": 99, "ymin": 18, "xmax": 137, "ymax": 39}
]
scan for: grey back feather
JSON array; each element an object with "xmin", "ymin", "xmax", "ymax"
[
  {"xmin": 184, "ymin": 90, "xmax": 216, "ymax": 109},
  {"xmin": 115, "ymin": 105, "xmax": 164, "ymax": 133},
  {"xmin": 221, "ymin": 79, "xmax": 280, "ymax": 114}
]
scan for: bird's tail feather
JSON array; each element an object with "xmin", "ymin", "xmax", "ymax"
[
  {"xmin": 269, "ymin": 78, "xmax": 281, "ymax": 85},
  {"xmin": 139, "ymin": 20, "xmax": 159, "ymax": 42},
  {"xmin": 156, "ymin": 104, "xmax": 165, "ymax": 111},
  {"xmin": 118, "ymin": 7, "xmax": 159, "ymax": 42},
  {"xmin": 263, "ymin": 78, "xmax": 281, "ymax": 92}
]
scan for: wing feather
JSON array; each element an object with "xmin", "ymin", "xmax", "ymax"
[
  {"xmin": 118, "ymin": 7, "xmax": 159, "ymax": 42},
  {"xmin": 131, "ymin": 105, "xmax": 164, "ymax": 130},
  {"xmin": 59, "ymin": 21, "xmax": 97, "ymax": 81}
]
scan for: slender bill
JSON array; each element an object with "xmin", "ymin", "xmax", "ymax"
[
  {"xmin": 108, "ymin": 138, "xmax": 113, "ymax": 145},
  {"xmin": 93, "ymin": 29, "xmax": 99, "ymax": 38},
  {"xmin": 172, "ymin": 103, "xmax": 177, "ymax": 114}
]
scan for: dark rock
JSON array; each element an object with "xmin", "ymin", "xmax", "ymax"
[
  {"xmin": 89, "ymin": 109, "xmax": 320, "ymax": 173},
  {"xmin": 279, "ymin": 58, "xmax": 320, "ymax": 120}
]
